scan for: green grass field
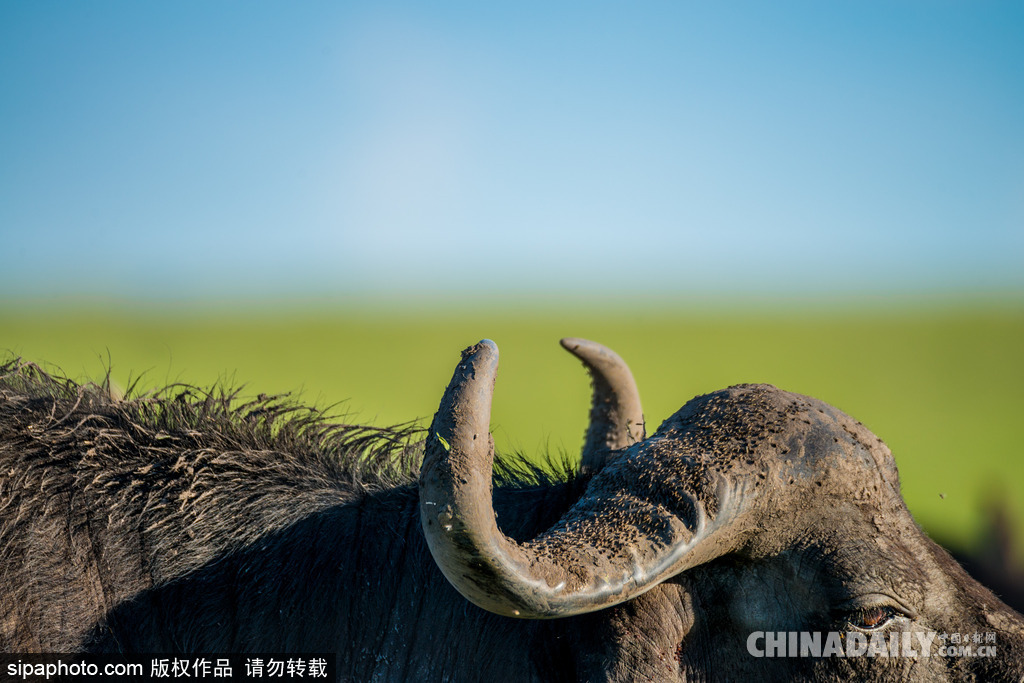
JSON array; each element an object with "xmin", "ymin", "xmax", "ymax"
[{"xmin": 2, "ymin": 301, "xmax": 1021, "ymax": 559}]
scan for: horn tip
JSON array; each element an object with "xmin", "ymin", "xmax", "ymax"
[
  {"xmin": 559, "ymin": 337, "xmax": 586, "ymax": 353},
  {"xmin": 463, "ymin": 338, "xmax": 498, "ymax": 357},
  {"xmin": 458, "ymin": 339, "xmax": 499, "ymax": 374},
  {"xmin": 560, "ymin": 337, "xmax": 608, "ymax": 363}
]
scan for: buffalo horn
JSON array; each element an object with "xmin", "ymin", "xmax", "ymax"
[{"xmin": 559, "ymin": 337, "xmax": 645, "ymax": 475}]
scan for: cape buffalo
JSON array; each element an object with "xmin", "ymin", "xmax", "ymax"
[{"xmin": 1, "ymin": 340, "xmax": 1022, "ymax": 681}]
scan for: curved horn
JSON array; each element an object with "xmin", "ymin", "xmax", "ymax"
[
  {"xmin": 560, "ymin": 337, "xmax": 645, "ymax": 475},
  {"xmin": 420, "ymin": 340, "xmax": 753, "ymax": 619}
]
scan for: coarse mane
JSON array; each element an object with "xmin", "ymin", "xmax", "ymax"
[
  {"xmin": 0, "ymin": 357, "xmax": 427, "ymax": 489},
  {"xmin": 0, "ymin": 357, "xmax": 575, "ymax": 498}
]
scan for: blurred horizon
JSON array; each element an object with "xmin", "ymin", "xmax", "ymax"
[
  {"xmin": 5, "ymin": 288, "xmax": 1024, "ymax": 317},
  {"xmin": 3, "ymin": 1, "xmax": 1023, "ymax": 302}
]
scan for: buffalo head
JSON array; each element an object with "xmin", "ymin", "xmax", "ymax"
[{"xmin": 419, "ymin": 339, "xmax": 1024, "ymax": 681}]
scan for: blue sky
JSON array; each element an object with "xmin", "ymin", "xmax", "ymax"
[{"xmin": 2, "ymin": 1, "xmax": 1022, "ymax": 301}]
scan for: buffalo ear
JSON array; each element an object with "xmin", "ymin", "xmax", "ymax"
[{"xmin": 559, "ymin": 338, "xmax": 645, "ymax": 475}]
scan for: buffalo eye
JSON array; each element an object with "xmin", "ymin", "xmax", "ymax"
[{"xmin": 847, "ymin": 605, "xmax": 900, "ymax": 631}]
